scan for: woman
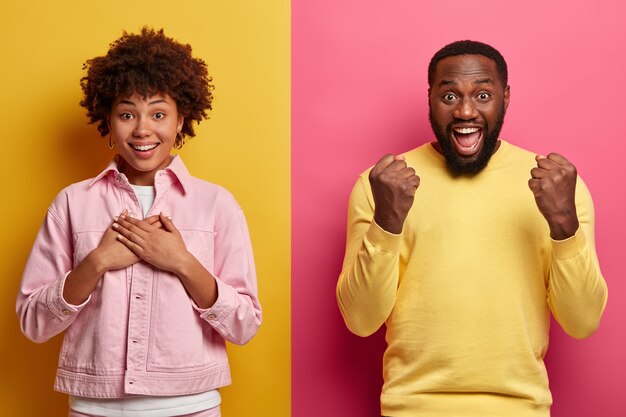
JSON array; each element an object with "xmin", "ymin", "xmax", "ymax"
[{"xmin": 16, "ymin": 27, "xmax": 261, "ymax": 417}]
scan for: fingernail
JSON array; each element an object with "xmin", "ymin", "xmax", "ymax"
[
  {"xmin": 117, "ymin": 234, "xmax": 123, "ymax": 240},
  {"xmin": 120, "ymin": 215, "xmax": 126, "ymax": 220},
  {"xmin": 112, "ymin": 223, "xmax": 118, "ymax": 229},
  {"xmin": 113, "ymin": 216, "xmax": 118, "ymax": 222}
]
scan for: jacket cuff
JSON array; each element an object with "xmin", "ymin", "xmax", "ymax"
[
  {"xmin": 50, "ymin": 272, "xmax": 91, "ymax": 320},
  {"xmin": 551, "ymin": 227, "xmax": 587, "ymax": 259},
  {"xmin": 365, "ymin": 220, "xmax": 402, "ymax": 254},
  {"xmin": 195, "ymin": 278, "xmax": 233, "ymax": 326}
]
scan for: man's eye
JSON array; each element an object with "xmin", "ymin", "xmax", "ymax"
[
  {"xmin": 443, "ymin": 93, "xmax": 456, "ymax": 101},
  {"xmin": 478, "ymin": 93, "xmax": 490, "ymax": 100},
  {"xmin": 154, "ymin": 112, "xmax": 165, "ymax": 120}
]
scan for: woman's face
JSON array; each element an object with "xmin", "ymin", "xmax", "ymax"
[{"xmin": 110, "ymin": 92, "xmax": 184, "ymax": 185}]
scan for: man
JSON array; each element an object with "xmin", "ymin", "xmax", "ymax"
[{"xmin": 336, "ymin": 40, "xmax": 607, "ymax": 417}]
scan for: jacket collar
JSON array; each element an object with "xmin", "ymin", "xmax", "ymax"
[{"xmin": 88, "ymin": 155, "xmax": 191, "ymax": 194}]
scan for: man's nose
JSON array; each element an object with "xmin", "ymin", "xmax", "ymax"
[{"xmin": 454, "ymin": 98, "xmax": 478, "ymax": 120}]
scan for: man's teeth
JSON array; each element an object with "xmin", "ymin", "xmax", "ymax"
[
  {"xmin": 454, "ymin": 127, "xmax": 480, "ymax": 134},
  {"xmin": 132, "ymin": 144, "xmax": 158, "ymax": 151}
]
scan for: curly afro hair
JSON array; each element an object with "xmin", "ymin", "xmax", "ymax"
[{"xmin": 80, "ymin": 27, "xmax": 214, "ymax": 147}]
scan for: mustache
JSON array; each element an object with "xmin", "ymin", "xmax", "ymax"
[{"xmin": 428, "ymin": 107, "xmax": 506, "ymax": 176}]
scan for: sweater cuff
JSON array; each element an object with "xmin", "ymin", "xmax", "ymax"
[
  {"xmin": 365, "ymin": 220, "xmax": 402, "ymax": 253},
  {"xmin": 551, "ymin": 227, "xmax": 587, "ymax": 259}
]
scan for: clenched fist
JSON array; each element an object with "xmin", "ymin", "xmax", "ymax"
[
  {"xmin": 369, "ymin": 154, "xmax": 420, "ymax": 234},
  {"xmin": 528, "ymin": 153, "xmax": 579, "ymax": 240}
]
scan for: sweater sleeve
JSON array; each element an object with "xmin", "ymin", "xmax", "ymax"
[
  {"xmin": 336, "ymin": 176, "xmax": 402, "ymax": 337},
  {"xmin": 546, "ymin": 178, "xmax": 608, "ymax": 339},
  {"xmin": 195, "ymin": 208, "xmax": 262, "ymax": 345},
  {"xmin": 16, "ymin": 196, "xmax": 90, "ymax": 343}
]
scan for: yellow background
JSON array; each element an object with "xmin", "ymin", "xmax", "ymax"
[{"xmin": 0, "ymin": 2, "xmax": 290, "ymax": 416}]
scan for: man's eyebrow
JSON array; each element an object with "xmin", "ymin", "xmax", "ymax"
[{"xmin": 439, "ymin": 80, "xmax": 457, "ymax": 86}]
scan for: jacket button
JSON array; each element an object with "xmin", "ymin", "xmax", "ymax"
[
  {"xmin": 62, "ymin": 309, "xmax": 71, "ymax": 315},
  {"xmin": 207, "ymin": 314, "xmax": 216, "ymax": 320}
]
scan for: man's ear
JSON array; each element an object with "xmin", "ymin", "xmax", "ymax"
[{"xmin": 504, "ymin": 85, "xmax": 510, "ymax": 111}]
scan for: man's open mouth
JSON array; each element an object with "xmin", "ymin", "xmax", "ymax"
[{"xmin": 451, "ymin": 127, "xmax": 482, "ymax": 156}]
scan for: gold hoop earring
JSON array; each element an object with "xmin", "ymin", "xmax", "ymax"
[
  {"xmin": 174, "ymin": 131, "xmax": 184, "ymax": 150},
  {"xmin": 108, "ymin": 133, "xmax": 115, "ymax": 150}
]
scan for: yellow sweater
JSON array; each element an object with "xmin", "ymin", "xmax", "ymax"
[{"xmin": 337, "ymin": 140, "xmax": 608, "ymax": 417}]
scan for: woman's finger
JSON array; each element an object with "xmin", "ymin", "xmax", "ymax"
[
  {"xmin": 116, "ymin": 233, "xmax": 144, "ymax": 256},
  {"xmin": 112, "ymin": 221, "xmax": 146, "ymax": 245},
  {"xmin": 116, "ymin": 215, "xmax": 153, "ymax": 238},
  {"xmin": 159, "ymin": 212, "xmax": 177, "ymax": 233}
]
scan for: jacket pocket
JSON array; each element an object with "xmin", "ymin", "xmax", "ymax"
[
  {"xmin": 72, "ymin": 230, "xmax": 103, "ymax": 267},
  {"xmin": 179, "ymin": 228, "xmax": 215, "ymax": 273}
]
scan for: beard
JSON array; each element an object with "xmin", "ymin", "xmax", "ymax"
[{"xmin": 429, "ymin": 107, "xmax": 505, "ymax": 176}]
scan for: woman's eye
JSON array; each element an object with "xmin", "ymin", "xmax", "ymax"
[
  {"xmin": 120, "ymin": 113, "xmax": 133, "ymax": 120},
  {"xmin": 154, "ymin": 112, "xmax": 165, "ymax": 120}
]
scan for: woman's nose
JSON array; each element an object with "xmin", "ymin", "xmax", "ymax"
[{"xmin": 133, "ymin": 117, "xmax": 152, "ymax": 137}]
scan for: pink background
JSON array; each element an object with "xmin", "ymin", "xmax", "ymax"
[{"xmin": 292, "ymin": 1, "xmax": 625, "ymax": 416}]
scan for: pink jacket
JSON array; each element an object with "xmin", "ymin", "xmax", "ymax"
[{"xmin": 16, "ymin": 156, "xmax": 261, "ymax": 398}]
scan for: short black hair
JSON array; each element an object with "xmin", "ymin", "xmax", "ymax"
[{"xmin": 428, "ymin": 40, "xmax": 508, "ymax": 87}]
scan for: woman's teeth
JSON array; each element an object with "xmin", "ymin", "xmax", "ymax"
[{"xmin": 132, "ymin": 144, "xmax": 158, "ymax": 151}]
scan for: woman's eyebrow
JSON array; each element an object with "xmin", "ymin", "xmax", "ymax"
[
  {"xmin": 147, "ymin": 99, "xmax": 169, "ymax": 105},
  {"xmin": 116, "ymin": 98, "xmax": 169, "ymax": 106}
]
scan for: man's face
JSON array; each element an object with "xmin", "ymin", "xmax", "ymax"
[{"xmin": 428, "ymin": 54, "xmax": 510, "ymax": 175}]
